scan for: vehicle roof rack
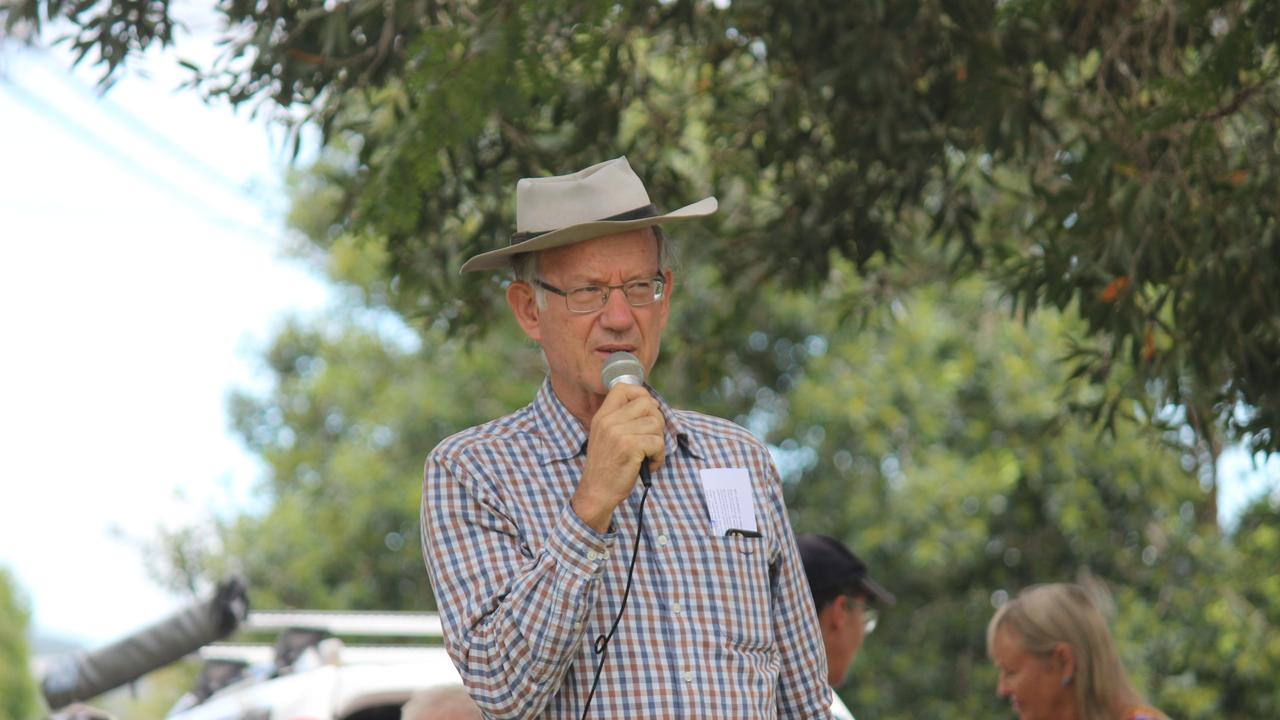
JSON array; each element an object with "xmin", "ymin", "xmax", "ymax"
[
  {"xmin": 198, "ymin": 611, "xmax": 446, "ymax": 676},
  {"xmin": 242, "ymin": 610, "xmax": 444, "ymax": 638},
  {"xmin": 199, "ymin": 644, "xmax": 444, "ymax": 666}
]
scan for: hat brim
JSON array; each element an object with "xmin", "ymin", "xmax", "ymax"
[
  {"xmin": 460, "ymin": 196, "xmax": 718, "ymax": 273},
  {"xmin": 858, "ymin": 575, "xmax": 896, "ymax": 607}
]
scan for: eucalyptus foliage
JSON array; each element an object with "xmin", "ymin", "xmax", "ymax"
[{"xmin": 4, "ymin": 0, "xmax": 1279, "ymax": 451}]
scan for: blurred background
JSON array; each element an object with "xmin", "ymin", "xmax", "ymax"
[{"xmin": 1, "ymin": 1, "xmax": 1279, "ymax": 718}]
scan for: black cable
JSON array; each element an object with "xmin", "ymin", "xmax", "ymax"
[{"xmin": 580, "ymin": 481, "xmax": 651, "ymax": 719}]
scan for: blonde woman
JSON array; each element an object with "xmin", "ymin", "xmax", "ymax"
[{"xmin": 987, "ymin": 583, "xmax": 1168, "ymax": 720}]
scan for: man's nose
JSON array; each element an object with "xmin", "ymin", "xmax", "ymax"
[{"xmin": 598, "ymin": 287, "xmax": 636, "ymax": 329}]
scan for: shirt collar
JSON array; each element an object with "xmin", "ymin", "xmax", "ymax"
[
  {"xmin": 532, "ymin": 379, "xmax": 589, "ymax": 464},
  {"xmin": 532, "ymin": 377, "xmax": 700, "ymax": 465}
]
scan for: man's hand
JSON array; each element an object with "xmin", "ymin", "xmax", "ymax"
[{"xmin": 572, "ymin": 384, "xmax": 666, "ymax": 533}]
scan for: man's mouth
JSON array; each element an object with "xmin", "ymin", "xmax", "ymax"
[{"xmin": 595, "ymin": 344, "xmax": 637, "ymax": 357}]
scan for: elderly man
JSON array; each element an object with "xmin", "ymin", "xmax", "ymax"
[{"xmin": 421, "ymin": 157, "xmax": 831, "ymax": 718}]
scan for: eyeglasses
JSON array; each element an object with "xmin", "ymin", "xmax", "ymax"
[
  {"xmin": 847, "ymin": 595, "xmax": 878, "ymax": 635},
  {"xmin": 862, "ymin": 608, "xmax": 878, "ymax": 635},
  {"xmin": 534, "ymin": 275, "xmax": 666, "ymax": 314}
]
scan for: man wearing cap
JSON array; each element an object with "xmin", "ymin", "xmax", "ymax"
[
  {"xmin": 796, "ymin": 533, "xmax": 896, "ymax": 720},
  {"xmin": 421, "ymin": 157, "xmax": 832, "ymax": 718}
]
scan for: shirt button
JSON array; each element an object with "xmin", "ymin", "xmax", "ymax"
[
  {"xmin": 672, "ymin": 602, "xmax": 683, "ymax": 615},
  {"xmin": 657, "ymin": 534, "xmax": 669, "ymax": 547},
  {"xmin": 587, "ymin": 550, "xmax": 598, "ymax": 561},
  {"xmin": 681, "ymin": 670, "xmax": 694, "ymax": 683}
]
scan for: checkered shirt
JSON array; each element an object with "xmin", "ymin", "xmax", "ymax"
[{"xmin": 421, "ymin": 379, "xmax": 832, "ymax": 718}]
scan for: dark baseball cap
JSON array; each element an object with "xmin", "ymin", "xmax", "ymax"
[{"xmin": 796, "ymin": 533, "xmax": 896, "ymax": 607}]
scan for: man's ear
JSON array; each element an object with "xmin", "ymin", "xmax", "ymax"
[
  {"xmin": 507, "ymin": 281, "xmax": 542, "ymax": 343},
  {"xmin": 821, "ymin": 596, "xmax": 849, "ymax": 631},
  {"xmin": 655, "ymin": 268, "xmax": 673, "ymax": 331}
]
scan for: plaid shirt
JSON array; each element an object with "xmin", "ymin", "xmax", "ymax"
[{"xmin": 421, "ymin": 379, "xmax": 832, "ymax": 719}]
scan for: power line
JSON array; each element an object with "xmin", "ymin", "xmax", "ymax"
[
  {"xmin": 29, "ymin": 46, "xmax": 285, "ymax": 211},
  {"xmin": 0, "ymin": 65, "xmax": 279, "ymax": 242}
]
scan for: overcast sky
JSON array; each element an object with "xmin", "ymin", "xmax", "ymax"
[{"xmin": 0, "ymin": 21, "xmax": 329, "ymax": 645}]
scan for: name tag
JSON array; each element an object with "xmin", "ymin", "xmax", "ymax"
[{"xmin": 699, "ymin": 468, "xmax": 758, "ymax": 537}]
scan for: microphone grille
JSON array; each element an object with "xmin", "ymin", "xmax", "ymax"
[{"xmin": 601, "ymin": 351, "xmax": 645, "ymax": 388}]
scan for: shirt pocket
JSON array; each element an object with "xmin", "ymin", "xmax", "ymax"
[{"xmin": 706, "ymin": 534, "xmax": 774, "ymax": 651}]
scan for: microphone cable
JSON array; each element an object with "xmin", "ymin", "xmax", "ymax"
[{"xmin": 580, "ymin": 480, "xmax": 651, "ymax": 719}]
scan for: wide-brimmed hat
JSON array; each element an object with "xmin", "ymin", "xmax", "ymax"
[{"xmin": 459, "ymin": 156, "xmax": 717, "ymax": 273}]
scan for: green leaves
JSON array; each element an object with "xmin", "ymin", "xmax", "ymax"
[
  {"xmin": 12, "ymin": 0, "xmax": 1280, "ymax": 715},
  {"xmin": 0, "ymin": 567, "xmax": 39, "ymax": 720},
  {"xmin": 8, "ymin": 0, "xmax": 1280, "ymax": 450}
]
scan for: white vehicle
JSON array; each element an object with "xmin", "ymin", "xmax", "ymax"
[
  {"xmin": 166, "ymin": 610, "xmax": 463, "ymax": 720},
  {"xmin": 37, "ymin": 580, "xmax": 464, "ymax": 720}
]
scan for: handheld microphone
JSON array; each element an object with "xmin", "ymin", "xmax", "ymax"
[
  {"xmin": 583, "ymin": 351, "xmax": 655, "ymax": 719},
  {"xmin": 601, "ymin": 351, "xmax": 652, "ymax": 488}
]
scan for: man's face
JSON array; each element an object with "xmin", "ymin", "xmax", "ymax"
[{"xmin": 507, "ymin": 228, "xmax": 670, "ymax": 420}]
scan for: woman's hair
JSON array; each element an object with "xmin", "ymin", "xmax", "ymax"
[{"xmin": 986, "ymin": 582, "xmax": 1142, "ymax": 720}]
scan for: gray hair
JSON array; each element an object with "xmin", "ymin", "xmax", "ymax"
[
  {"xmin": 987, "ymin": 582, "xmax": 1143, "ymax": 720},
  {"xmin": 510, "ymin": 226, "xmax": 674, "ymax": 310}
]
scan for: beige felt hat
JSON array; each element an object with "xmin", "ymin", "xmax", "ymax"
[{"xmin": 459, "ymin": 156, "xmax": 717, "ymax": 272}]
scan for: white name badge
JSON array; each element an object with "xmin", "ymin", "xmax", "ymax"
[{"xmin": 699, "ymin": 468, "xmax": 758, "ymax": 537}]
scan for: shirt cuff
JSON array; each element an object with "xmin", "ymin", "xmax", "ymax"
[{"xmin": 546, "ymin": 504, "xmax": 616, "ymax": 579}]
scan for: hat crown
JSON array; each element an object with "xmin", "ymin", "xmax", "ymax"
[{"xmin": 516, "ymin": 156, "xmax": 652, "ymax": 234}]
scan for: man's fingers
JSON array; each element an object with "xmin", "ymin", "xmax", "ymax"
[
  {"xmin": 600, "ymin": 382, "xmax": 650, "ymax": 409},
  {"xmin": 596, "ymin": 413, "xmax": 664, "ymax": 466},
  {"xmin": 597, "ymin": 386, "xmax": 663, "ymax": 427},
  {"xmin": 617, "ymin": 432, "xmax": 665, "ymax": 474},
  {"xmin": 644, "ymin": 439, "xmax": 666, "ymax": 471},
  {"xmin": 615, "ymin": 413, "xmax": 662, "ymax": 443},
  {"xmin": 586, "ymin": 383, "xmax": 667, "ymax": 483},
  {"xmin": 610, "ymin": 408, "xmax": 665, "ymax": 433}
]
